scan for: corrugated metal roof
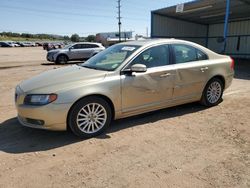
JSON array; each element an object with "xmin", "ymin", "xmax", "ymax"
[{"xmin": 152, "ymin": 0, "xmax": 250, "ymax": 24}]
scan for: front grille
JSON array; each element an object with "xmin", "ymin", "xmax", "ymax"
[{"xmin": 24, "ymin": 118, "xmax": 45, "ymax": 126}]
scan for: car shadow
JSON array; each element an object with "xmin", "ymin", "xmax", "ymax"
[
  {"xmin": 0, "ymin": 118, "xmax": 81, "ymax": 154},
  {"xmin": 107, "ymin": 102, "xmax": 206, "ymax": 135},
  {"xmin": 0, "ymin": 102, "xmax": 206, "ymax": 154},
  {"xmin": 41, "ymin": 61, "xmax": 84, "ymax": 66}
]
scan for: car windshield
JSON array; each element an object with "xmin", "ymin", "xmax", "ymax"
[
  {"xmin": 63, "ymin": 44, "xmax": 73, "ymax": 49},
  {"xmin": 80, "ymin": 44, "xmax": 140, "ymax": 71}
]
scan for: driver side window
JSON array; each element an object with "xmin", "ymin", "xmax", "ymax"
[
  {"xmin": 71, "ymin": 44, "xmax": 81, "ymax": 49},
  {"xmin": 129, "ymin": 44, "xmax": 169, "ymax": 68}
]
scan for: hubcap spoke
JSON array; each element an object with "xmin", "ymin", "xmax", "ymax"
[
  {"xmin": 207, "ymin": 81, "xmax": 222, "ymax": 104},
  {"xmin": 76, "ymin": 102, "xmax": 107, "ymax": 134}
]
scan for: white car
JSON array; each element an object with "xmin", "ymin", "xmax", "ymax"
[{"xmin": 47, "ymin": 42, "xmax": 105, "ymax": 64}]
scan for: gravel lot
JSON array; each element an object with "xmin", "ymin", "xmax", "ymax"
[{"xmin": 0, "ymin": 47, "xmax": 249, "ymax": 188}]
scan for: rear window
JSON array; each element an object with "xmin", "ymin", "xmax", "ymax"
[{"xmin": 172, "ymin": 44, "xmax": 208, "ymax": 64}]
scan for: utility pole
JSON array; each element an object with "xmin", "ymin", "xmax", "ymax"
[{"xmin": 117, "ymin": 0, "xmax": 121, "ymax": 42}]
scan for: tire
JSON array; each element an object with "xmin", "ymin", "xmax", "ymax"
[
  {"xmin": 200, "ymin": 78, "xmax": 224, "ymax": 107},
  {"xmin": 56, "ymin": 55, "xmax": 68, "ymax": 64},
  {"xmin": 68, "ymin": 97, "xmax": 112, "ymax": 138}
]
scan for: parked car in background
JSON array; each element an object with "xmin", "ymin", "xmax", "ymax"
[
  {"xmin": 46, "ymin": 42, "xmax": 105, "ymax": 64},
  {"xmin": 43, "ymin": 42, "xmax": 64, "ymax": 51},
  {"xmin": 10, "ymin": 42, "xmax": 21, "ymax": 47},
  {"xmin": 5, "ymin": 41, "xmax": 17, "ymax": 47},
  {"xmin": 43, "ymin": 42, "xmax": 50, "ymax": 50},
  {"xmin": 0, "ymin": 42, "xmax": 12, "ymax": 47},
  {"xmin": 15, "ymin": 39, "xmax": 234, "ymax": 138},
  {"xmin": 35, "ymin": 42, "xmax": 43, "ymax": 46},
  {"xmin": 16, "ymin": 42, "xmax": 30, "ymax": 47},
  {"xmin": 16, "ymin": 42, "xmax": 24, "ymax": 47}
]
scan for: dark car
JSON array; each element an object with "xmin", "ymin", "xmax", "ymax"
[{"xmin": 0, "ymin": 42, "xmax": 12, "ymax": 47}]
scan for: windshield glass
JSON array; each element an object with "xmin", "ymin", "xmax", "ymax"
[
  {"xmin": 80, "ymin": 44, "xmax": 140, "ymax": 71},
  {"xmin": 63, "ymin": 44, "xmax": 73, "ymax": 49}
]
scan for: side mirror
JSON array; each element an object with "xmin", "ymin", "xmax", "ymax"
[
  {"xmin": 69, "ymin": 47, "xmax": 73, "ymax": 51},
  {"xmin": 130, "ymin": 64, "xmax": 147, "ymax": 73}
]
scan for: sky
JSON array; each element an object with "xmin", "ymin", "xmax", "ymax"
[{"xmin": 0, "ymin": 0, "xmax": 191, "ymax": 37}]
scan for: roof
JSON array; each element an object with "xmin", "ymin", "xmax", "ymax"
[
  {"xmin": 118, "ymin": 39, "xmax": 172, "ymax": 46},
  {"xmin": 119, "ymin": 38, "xmax": 200, "ymax": 47},
  {"xmin": 152, "ymin": 0, "xmax": 250, "ymax": 24},
  {"xmin": 73, "ymin": 42, "xmax": 102, "ymax": 45}
]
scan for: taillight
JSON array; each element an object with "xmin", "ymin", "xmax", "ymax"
[{"xmin": 230, "ymin": 57, "xmax": 235, "ymax": 70}]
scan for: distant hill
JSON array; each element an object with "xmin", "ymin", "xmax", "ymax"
[{"xmin": 0, "ymin": 32, "xmax": 70, "ymax": 41}]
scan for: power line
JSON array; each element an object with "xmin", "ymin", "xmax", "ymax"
[
  {"xmin": 0, "ymin": 5, "xmax": 149, "ymax": 22},
  {"xmin": 0, "ymin": 5, "xmax": 113, "ymax": 19}
]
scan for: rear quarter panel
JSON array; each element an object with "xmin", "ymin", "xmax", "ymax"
[{"xmin": 205, "ymin": 54, "xmax": 234, "ymax": 90}]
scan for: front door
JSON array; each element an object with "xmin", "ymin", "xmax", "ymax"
[
  {"xmin": 121, "ymin": 44, "xmax": 175, "ymax": 114},
  {"xmin": 68, "ymin": 44, "xmax": 83, "ymax": 60}
]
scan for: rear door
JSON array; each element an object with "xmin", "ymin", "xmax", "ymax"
[
  {"xmin": 171, "ymin": 44, "xmax": 210, "ymax": 99},
  {"xmin": 78, "ymin": 44, "xmax": 99, "ymax": 59}
]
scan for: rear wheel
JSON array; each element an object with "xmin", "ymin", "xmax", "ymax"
[
  {"xmin": 56, "ymin": 55, "xmax": 68, "ymax": 64},
  {"xmin": 200, "ymin": 78, "xmax": 224, "ymax": 107},
  {"xmin": 68, "ymin": 97, "xmax": 112, "ymax": 138}
]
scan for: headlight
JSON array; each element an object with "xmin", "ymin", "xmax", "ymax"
[{"xmin": 24, "ymin": 94, "xmax": 57, "ymax": 106}]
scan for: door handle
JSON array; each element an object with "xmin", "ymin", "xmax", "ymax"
[
  {"xmin": 160, "ymin": 73, "xmax": 171, "ymax": 78},
  {"xmin": 200, "ymin": 67, "xmax": 208, "ymax": 72}
]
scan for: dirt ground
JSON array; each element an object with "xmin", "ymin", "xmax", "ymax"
[{"xmin": 0, "ymin": 47, "xmax": 249, "ymax": 188}]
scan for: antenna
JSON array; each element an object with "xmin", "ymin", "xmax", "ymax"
[{"xmin": 117, "ymin": 0, "xmax": 121, "ymax": 42}]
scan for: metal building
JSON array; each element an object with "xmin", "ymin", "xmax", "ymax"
[
  {"xmin": 96, "ymin": 31, "xmax": 133, "ymax": 46},
  {"xmin": 151, "ymin": 0, "xmax": 250, "ymax": 59}
]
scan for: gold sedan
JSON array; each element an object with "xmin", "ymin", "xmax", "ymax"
[{"xmin": 15, "ymin": 39, "xmax": 234, "ymax": 138}]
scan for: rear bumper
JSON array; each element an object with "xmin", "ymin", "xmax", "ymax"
[{"xmin": 225, "ymin": 73, "xmax": 234, "ymax": 90}]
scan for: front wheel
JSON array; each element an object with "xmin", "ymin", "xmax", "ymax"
[
  {"xmin": 68, "ymin": 97, "xmax": 112, "ymax": 138},
  {"xmin": 56, "ymin": 55, "xmax": 68, "ymax": 64},
  {"xmin": 200, "ymin": 78, "xmax": 224, "ymax": 107}
]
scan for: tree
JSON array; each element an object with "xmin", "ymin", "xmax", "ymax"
[
  {"xmin": 71, "ymin": 34, "xmax": 80, "ymax": 42},
  {"xmin": 63, "ymin": 35, "xmax": 70, "ymax": 41},
  {"xmin": 86, "ymin": 35, "xmax": 96, "ymax": 42}
]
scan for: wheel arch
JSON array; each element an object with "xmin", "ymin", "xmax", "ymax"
[
  {"xmin": 207, "ymin": 75, "xmax": 225, "ymax": 90},
  {"xmin": 66, "ymin": 94, "xmax": 115, "ymax": 131},
  {"xmin": 56, "ymin": 53, "xmax": 69, "ymax": 61}
]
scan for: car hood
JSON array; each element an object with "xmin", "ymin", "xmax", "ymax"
[
  {"xmin": 19, "ymin": 65, "xmax": 108, "ymax": 93},
  {"xmin": 48, "ymin": 49, "xmax": 64, "ymax": 53}
]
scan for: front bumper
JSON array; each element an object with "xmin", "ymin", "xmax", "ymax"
[
  {"xmin": 46, "ymin": 53, "xmax": 55, "ymax": 62},
  {"xmin": 16, "ymin": 102, "xmax": 72, "ymax": 131}
]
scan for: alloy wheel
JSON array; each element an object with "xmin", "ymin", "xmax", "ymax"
[
  {"xmin": 207, "ymin": 81, "xmax": 222, "ymax": 104},
  {"xmin": 76, "ymin": 103, "xmax": 107, "ymax": 134}
]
